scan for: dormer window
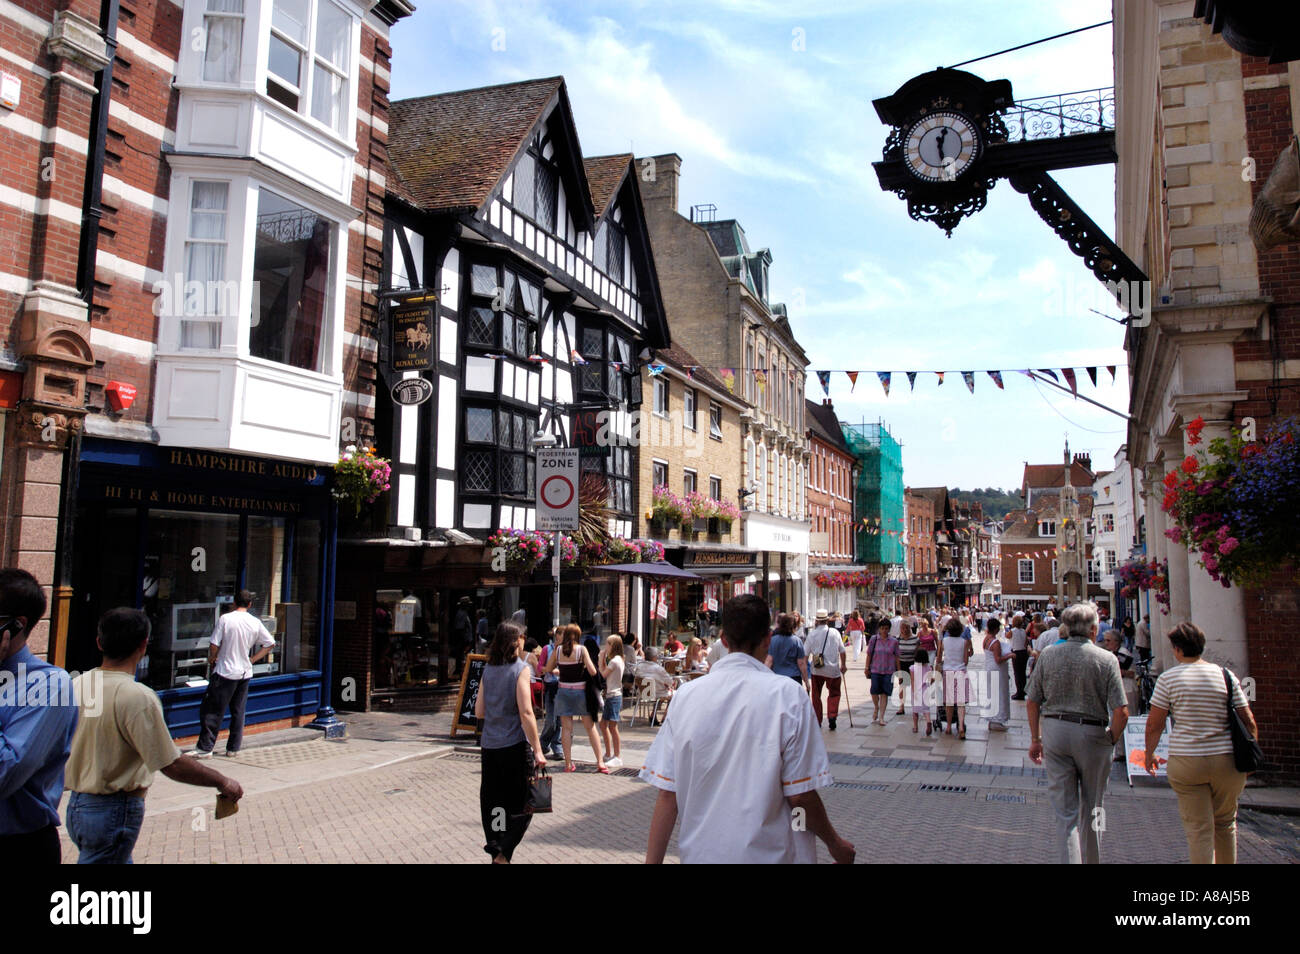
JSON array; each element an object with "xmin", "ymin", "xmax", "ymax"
[{"xmin": 1039, "ymin": 520, "xmax": 1056, "ymax": 537}]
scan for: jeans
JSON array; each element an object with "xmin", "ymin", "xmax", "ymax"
[
  {"xmin": 810, "ymin": 675, "xmax": 841, "ymax": 723},
  {"xmin": 1041, "ymin": 718, "xmax": 1113, "ymax": 864},
  {"xmin": 66, "ymin": 791, "xmax": 146, "ymax": 864},
  {"xmin": 539, "ymin": 680, "xmax": 561, "ymax": 753},
  {"xmin": 197, "ymin": 673, "xmax": 251, "ymax": 753}
]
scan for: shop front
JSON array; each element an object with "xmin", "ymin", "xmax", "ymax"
[
  {"xmin": 744, "ymin": 513, "xmax": 810, "ymax": 620},
  {"xmin": 68, "ymin": 439, "xmax": 336, "ymax": 738},
  {"xmin": 633, "ymin": 547, "xmax": 759, "ymax": 648}
]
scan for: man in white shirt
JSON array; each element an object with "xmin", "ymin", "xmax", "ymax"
[
  {"xmin": 704, "ymin": 632, "xmax": 729, "ymax": 668},
  {"xmin": 635, "ymin": 649, "xmax": 676, "ymax": 726},
  {"xmin": 642, "ymin": 594, "xmax": 854, "ymax": 864},
  {"xmin": 806, "ymin": 609, "xmax": 847, "ymax": 730},
  {"xmin": 191, "ymin": 591, "xmax": 276, "ymax": 758}
]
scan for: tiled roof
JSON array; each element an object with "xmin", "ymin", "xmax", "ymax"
[
  {"xmin": 583, "ymin": 154, "xmax": 631, "ymax": 215},
  {"xmin": 1021, "ymin": 462, "xmax": 1095, "ymax": 493},
  {"xmin": 388, "ymin": 77, "xmax": 563, "ymax": 214},
  {"xmin": 653, "ymin": 342, "xmax": 731, "ymax": 397}
]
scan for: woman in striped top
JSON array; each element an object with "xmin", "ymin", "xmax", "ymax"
[
  {"xmin": 1144, "ymin": 622, "xmax": 1258, "ymax": 864},
  {"xmin": 895, "ymin": 621, "xmax": 920, "ymax": 716}
]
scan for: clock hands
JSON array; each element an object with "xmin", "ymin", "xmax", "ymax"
[{"xmin": 935, "ymin": 126, "xmax": 949, "ymax": 160}]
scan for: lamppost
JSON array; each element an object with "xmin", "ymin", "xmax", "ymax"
[{"xmin": 532, "ymin": 431, "xmax": 562, "ymax": 629}]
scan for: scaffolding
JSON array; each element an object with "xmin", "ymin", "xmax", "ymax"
[{"xmin": 842, "ymin": 420, "xmax": 905, "ymax": 568}]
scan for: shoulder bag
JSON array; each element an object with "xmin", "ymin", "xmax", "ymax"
[{"xmin": 1222, "ymin": 667, "xmax": 1263, "ymax": 773}]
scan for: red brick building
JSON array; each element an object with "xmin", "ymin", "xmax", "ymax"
[
  {"xmin": 805, "ymin": 398, "xmax": 860, "ymax": 614},
  {"xmin": 904, "ymin": 488, "xmax": 937, "ymax": 609},
  {"xmin": 0, "ymin": 0, "xmax": 412, "ymax": 737}
]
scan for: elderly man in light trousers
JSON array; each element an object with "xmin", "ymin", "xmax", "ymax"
[{"xmin": 1026, "ymin": 601, "xmax": 1127, "ymax": 864}]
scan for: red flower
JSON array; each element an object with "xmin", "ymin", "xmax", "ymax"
[
  {"xmin": 1181, "ymin": 455, "xmax": 1199, "ymax": 474},
  {"xmin": 1186, "ymin": 415, "xmax": 1205, "ymax": 446},
  {"xmin": 1163, "ymin": 471, "xmax": 1179, "ymax": 489}
]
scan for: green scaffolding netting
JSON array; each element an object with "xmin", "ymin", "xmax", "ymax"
[{"xmin": 842, "ymin": 421, "xmax": 905, "ymax": 566}]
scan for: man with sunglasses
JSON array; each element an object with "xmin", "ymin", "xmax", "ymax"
[{"xmin": 0, "ymin": 568, "xmax": 78, "ymax": 864}]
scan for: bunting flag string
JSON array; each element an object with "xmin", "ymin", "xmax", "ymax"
[
  {"xmin": 569, "ymin": 349, "xmax": 588, "ymax": 365},
  {"xmin": 846, "ymin": 371, "xmax": 859, "ymax": 392},
  {"xmin": 1086, "ymin": 366, "xmax": 1098, "ymax": 387},
  {"xmin": 1106, "ymin": 365, "xmax": 1116, "ymax": 382},
  {"xmin": 936, "ymin": 371, "xmax": 945, "ymax": 386},
  {"xmin": 720, "ymin": 369, "xmax": 735, "ymax": 393},
  {"xmin": 961, "ymin": 371, "xmax": 975, "ymax": 394},
  {"xmin": 877, "ymin": 371, "xmax": 891, "ymax": 397},
  {"xmin": 987, "ymin": 370, "xmax": 1004, "ymax": 390},
  {"xmin": 906, "ymin": 371, "xmax": 917, "ymax": 391},
  {"xmin": 1037, "ymin": 369, "xmax": 1059, "ymax": 382},
  {"xmin": 647, "ymin": 363, "xmax": 666, "ymax": 376},
  {"xmin": 816, "ymin": 370, "xmax": 831, "ymax": 396},
  {"xmin": 1062, "ymin": 367, "xmax": 1078, "ymax": 396}
]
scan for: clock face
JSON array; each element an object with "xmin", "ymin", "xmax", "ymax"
[{"xmin": 903, "ymin": 111, "xmax": 982, "ymax": 183}]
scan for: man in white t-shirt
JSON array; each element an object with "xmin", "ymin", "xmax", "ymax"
[
  {"xmin": 642, "ymin": 594, "xmax": 853, "ymax": 865},
  {"xmin": 191, "ymin": 590, "xmax": 276, "ymax": 758}
]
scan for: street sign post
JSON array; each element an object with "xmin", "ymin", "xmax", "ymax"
[
  {"xmin": 536, "ymin": 448, "xmax": 580, "ymax": 532},
  {"xmin": 537, "ymin": 447, "xmax": 579, "ymax": 630}
]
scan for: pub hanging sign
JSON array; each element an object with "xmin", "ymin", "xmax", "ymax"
[{"xmin": 390, "ymin": 292, "xmax": 436, "ymax": 372}]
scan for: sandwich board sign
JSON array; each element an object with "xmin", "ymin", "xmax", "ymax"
[{"xmin": 537, "ymin": 448, "xmax": 579, "ymax": 532}]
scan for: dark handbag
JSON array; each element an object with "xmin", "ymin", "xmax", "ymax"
[
  {"xmin": 526, "ymin": 764, "xmax": 553, "ymax": 814},
  {"xmin": 1222, "ymin": 667, "xmax": 1262, "ymax": 773}
]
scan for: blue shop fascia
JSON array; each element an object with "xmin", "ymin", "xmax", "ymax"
[{"xmin": 68, "ymin": 438, "xmax": 340, "ymax": 738}]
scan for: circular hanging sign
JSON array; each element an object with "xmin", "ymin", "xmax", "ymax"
[
  {"xmin": 540, "ymin": 473, "xmax": 575, "ymax": 510},
  {"xmin": 391, "ymin": 378, "xmax": 433, "ymax": 406}
]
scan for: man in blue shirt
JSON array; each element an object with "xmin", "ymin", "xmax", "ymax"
[{"xmin": 0, "ymin": 568, "xmax": 78, "ymax": 864}]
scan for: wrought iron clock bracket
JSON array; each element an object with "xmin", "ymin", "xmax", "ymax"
[{"xmin": 1008, "ymin": 171, "xmax": 1148, "ymax": 312}]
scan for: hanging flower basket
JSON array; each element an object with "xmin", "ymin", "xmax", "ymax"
[
  {"xmin": 1117, "ymin": 557, "xmax": 1171, "ymax": 614},
  {"xmin": 332, "ymin": 445, "xmax": 391, "ymax": 517},
  {"xmin": 814, "ymin": 570, "xmax": 875, "ymax": 589},
  {"xmin": 1161, "ymin": 416, "xmax": 1300, "ymax": 588}
]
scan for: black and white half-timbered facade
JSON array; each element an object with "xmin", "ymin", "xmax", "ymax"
[{"xmin": 331, "ymin": 77, "xmax": 668, "ymax": 705}]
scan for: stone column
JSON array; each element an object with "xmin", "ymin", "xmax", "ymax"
[
  {"xmin": 1171, "ymin": 401, "xmax": 1249, "ymax": 675},
  {"xmin": 1141, "ymin": 470, "xmax": 1171, "ymax": 669}
]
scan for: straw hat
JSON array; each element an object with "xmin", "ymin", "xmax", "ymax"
[{"xmin": 815, "ymin": 609, "xmax": 830, "ymax": 623}]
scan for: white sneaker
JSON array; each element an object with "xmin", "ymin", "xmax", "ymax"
[
  {"xmin": 186, "ymin": 748, "xmax": 213, "ymax": 760},
  {"xmin": 605, "ymin": 757, "xmax": 623, "ymax": 769}
]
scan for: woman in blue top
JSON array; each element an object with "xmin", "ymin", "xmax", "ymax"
[
  {"xmin": 474, "ymin": 621, "xmax": 546, "ymax": 864},
  {"xmin": 764, "ymin": 613, "xmax": 809, "ymax": 689}
]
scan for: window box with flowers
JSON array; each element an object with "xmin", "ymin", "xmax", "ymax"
[
  {"xmin": 709, "ymin": 499, "xmax": 740, "ymax": 536},
  {"xmin": 685, "ymin": 491, "xmax": 714, "ymax": 533},
  {"xmin": 649, "ymin": 486, "xmax": 688, "ymax": 536},
  {"xmin": 1162, "ymin": 415, "xmax": 1300, "ymax": 588},
  {"xmin": 332, "ymin": 445, "xmax": 391, "ymax": 518}
]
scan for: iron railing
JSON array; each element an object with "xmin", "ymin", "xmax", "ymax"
[{"xmin": 1001, "ymin": 87, "xmax": 1115, "ymax": 142}]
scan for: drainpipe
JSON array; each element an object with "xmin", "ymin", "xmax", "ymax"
[{"xmin": 52, "ymin": 0, "xmax": 118, "ymax": 665}]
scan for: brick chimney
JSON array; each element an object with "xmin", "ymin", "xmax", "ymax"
[
  {"xmin": 636, "ymin": 153, "xmax": 681, "ymax": 213},
  {"xmin": 1073, "ymin": 452, "xmax": 1092, "ymax": 472}
]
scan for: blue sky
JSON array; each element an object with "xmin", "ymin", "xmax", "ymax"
[{"xmin": 388, "ymin": 0, "xmax": 1128, "ymax": 490}]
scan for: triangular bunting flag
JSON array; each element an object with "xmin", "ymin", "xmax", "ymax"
[
  {"xmin": 754, "ymin": 369, "xmax": 766, "ymax": 390},
  {"xmin": 720, "ymin": 369, "xmax": 735, "ymax": 393},
  {"xmin": 1062, "ymin": 368, "xmax": 1078, "ymax": 395},
  {"xmin": 906, "ymin": 371, "xmax": 917, "ymax": 391},
  {"xmin": 1086, "ymin": 367, "xmax": 1098, "ymax": 387},
  {"xmin": 847, "ymin": 371, "xmax": 859, "ymax": 392},
  {"xmin": 936, "ymin": 371, "xmax": 945, "ymax": 386},
  {"xmin": 987, "ymin": 370, "xmax": 1004, "ymax": 390},
  {"xmin": 962, "ymin": 371, "xmax": 975, "ymax": 393},
  {"xmin": 686, "ymin": 366, "xmax": 696, "ymax": 378},
  {"xmin": 1107, "ymin": 365, "xmax": 1116, "ymax": 382},
  {"xmin": 1037, "ymin": 369, "xmax": 1058, "ymax": 382},
  {"xmin": 816, "ymin": 370, "xmax": 831, "ymax": 396},
  {"xmin": 878, "ymin": 371, "xmax": 891, "ymax": 397},
  {"xmin": 570, "ymin": 349, "xmax": 588, "ymax": 365},
  {"xmin": 647, "ymin": 363, "xmax": 666, "ymax": 376}
]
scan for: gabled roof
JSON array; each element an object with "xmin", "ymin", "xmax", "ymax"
[
  {"xmin": 909, "ymin": 486, "xmax": 950, "ymax": 517},
  {"xmin": 388, "ymin": 76, "xmax": 593, "ymax": 228},
  {"xmin": 583, "ymin": 154, "xmax": 631, "ymax": 216},
  {"xmin": 806, "ymin": 399, "xmax": 851, "ymax": 454},
  {"xmin": 1020, "ymin": 461, "xmax": 1095, "ymax": 497}
]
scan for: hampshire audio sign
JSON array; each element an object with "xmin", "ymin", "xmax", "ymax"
[{"xmin": 391, "ymin": 293, "xmax": 436, "ymax": 371}]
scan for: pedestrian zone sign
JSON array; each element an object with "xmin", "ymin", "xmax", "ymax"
[{"xmin": 537, "ymin": 448, "xmax": 580, "ymax": 532}]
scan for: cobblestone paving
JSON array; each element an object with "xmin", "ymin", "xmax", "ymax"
[{"xmin": 75, "ymin": 749, "xmax": 1297, "ymax": 865}]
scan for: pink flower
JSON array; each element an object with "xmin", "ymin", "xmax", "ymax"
[{"xmin": 1218, "ymin": 537, "xmax": 1239, "ymax": 556}]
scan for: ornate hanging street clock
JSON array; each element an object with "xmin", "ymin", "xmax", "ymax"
[
  {"xmin": 902, "ymin": 110, "xmax": 983, "ymax": 183},
  {"xmin": 871, "ymin": 67, "xmax": 1149, "ymax": 319}
]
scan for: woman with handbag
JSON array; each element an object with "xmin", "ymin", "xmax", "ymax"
[
  {"xmin": 1144, "ymin": 622, "xmax": 1259, "ymax": 864},
  {"xmin": 474, "ymin": 621, "xmax": 547, "ymax": 864},
  {"xmin": 543, "ymin": 624, "xmax": 610, "ymax": 775}
]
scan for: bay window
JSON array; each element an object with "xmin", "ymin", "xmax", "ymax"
[
  {"xmin": 181, "ymin": 180, "xmax": 230, "ymax": 350},
  {"xmin": 203, "ymin": 0, "xmax": 245, "ymax": 83},
  {"xmin": 250, "ymin": 188, "xmax": 333, "ymax": 372},
  {"xmin": 266, "ymin": 0, "xmax": 353, "ymax": 137}
]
